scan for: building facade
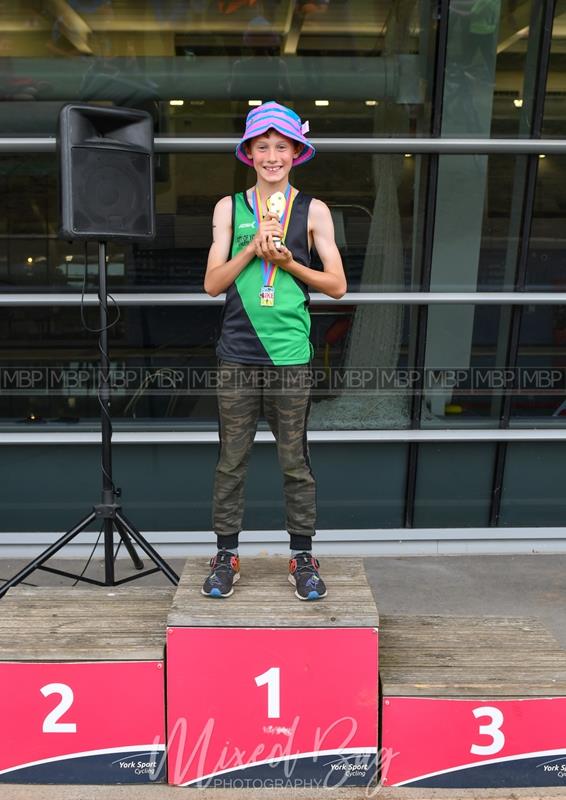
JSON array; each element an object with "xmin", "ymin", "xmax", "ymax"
[{"xmin": 1, "ymin": 0, "xmax": 566, "ymax": 557}]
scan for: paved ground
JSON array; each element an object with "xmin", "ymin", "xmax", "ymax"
[
  {"xmin": 0, "ymin": 552, "xmax": 565, "ymax": 800},
  {"xmin": 1, "ymin": 784, "xmax": 566, "ymax": 799}
]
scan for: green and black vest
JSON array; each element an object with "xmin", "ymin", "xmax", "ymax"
[{"xmin": 216, "ymin": 190, "xmax": 313, "ymax": 366}]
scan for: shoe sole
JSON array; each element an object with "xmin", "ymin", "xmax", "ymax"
[
  {"xmin": 288, "ymin": 572, "xmax": 327, "ymax": 601},
  {"xmin": 202, "ymin": 571, "xmax": 240, "ymax": 598}
]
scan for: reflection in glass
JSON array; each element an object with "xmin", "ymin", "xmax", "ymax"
[
  {"xmin": 525, "ymin": 156, "xmax": 566, "ymax": 291},
  {"xmin": 0, "ymin": 152, "xmax": 423, "ymax": 293},
  {"xmin": 0, "ymin": 1, "xmax": 433, "ymax": 137},
  {"xmin": 510, "ymin": 305, "xmax": 566, "ymax": 425},
  {"xmin": 0, "ymin": 304, "xmax": 409, "ymax": 430},
  {"xmin": 421, "ymin": 304, "xmax": 505, "ymax": 427},
  {"xmin": 543, "ymin": 4, "xmax": 566, "ymax": 138},
  {"xmin": 309, "ymin": 303, "xmax": 410, "ymax": 430}
]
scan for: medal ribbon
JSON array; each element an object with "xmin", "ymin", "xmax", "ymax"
[{"xmin": 252, "ymin": 184, "xmax": 297, "ymax": 287}]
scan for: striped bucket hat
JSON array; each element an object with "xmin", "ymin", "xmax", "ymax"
[{"xmin": 236, "ymin": 101, "xmax": 315, "ymax": 167}]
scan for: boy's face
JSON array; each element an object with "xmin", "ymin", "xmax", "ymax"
[{"xmin": 245, "ymin": 129, "xmax": 301, "ymax": 183}]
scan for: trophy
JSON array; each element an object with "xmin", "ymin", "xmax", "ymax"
[{"xmin": 266, "ymin": 191, "xmax": 286, "ymax": 249}]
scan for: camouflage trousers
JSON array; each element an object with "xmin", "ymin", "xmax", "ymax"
[{"xmin": 213, "ymin": 360, "xmax": 316, "ymax": 539}]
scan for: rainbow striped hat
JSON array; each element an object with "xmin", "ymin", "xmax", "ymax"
[{"xmin": 236, "ymin": 101, "xmax": 315, "ymax": 167}]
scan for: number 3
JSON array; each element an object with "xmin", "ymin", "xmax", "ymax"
[
  {"xmin": 470, "ymin": 706, "xmax": 504, "ymax": 755},
  {"xmin": 40, "ymin": 683, "xmax": 77, "ymax": 733}
]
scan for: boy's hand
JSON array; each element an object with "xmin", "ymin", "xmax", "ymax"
[
  {"xmin": 254, "ymin": 236, "xmax": 293, "ymax": 268},
  {"xmin": 255, "ymin": 211, "xmax": 284, "ymax": 250}
]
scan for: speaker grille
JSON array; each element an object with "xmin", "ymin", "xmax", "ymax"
[{"xmin": 71, "ymin": 148, "xmax": 151, "ymax": 237}]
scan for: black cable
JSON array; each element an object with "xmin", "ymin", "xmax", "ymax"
[
  {"xmin": 80, "ymin": 242, "xmax": 121, "ymax": 333},
  {"xmin": 72, "ymin": 524, "xmax": 104, "ymax": 587}
]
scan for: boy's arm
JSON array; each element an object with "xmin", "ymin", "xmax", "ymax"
[
  {"xmin": 308, "ymin": 199, "xmax": 347, "ymax": 298},
  {"xmin": 203, "ymin": 196, "xmax": 255, "ymax": 296},
  {"xmin": 254, "ymin": 199, "xmax": 347, "ymax": 299}
]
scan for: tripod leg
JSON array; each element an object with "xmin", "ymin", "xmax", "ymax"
[
  {"xmin": 0, "ymin": 511, "xmax": 97, "ymax": 599},
  {"xmin": 115, "ymin": 511, "xmax": 179, "ymax": 585},
  {"xmin": 103, "ymin": 517, "xmax": 115, "ymax": 586},
  {"xmin": 114, "ymin": 519, "xmax": 144, "ymax": 570}
]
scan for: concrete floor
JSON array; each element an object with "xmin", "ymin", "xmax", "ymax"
[
  {"xmin": 364, "ymin": 553, "xmax": 566, "ymax": 648},
  {"xmin": 0, "ymin": 552, "xmax": 565, "ymax": 800}
]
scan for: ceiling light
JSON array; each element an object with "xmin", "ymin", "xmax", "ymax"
[
  {"xmin": 365, "ymin": 100, "xmax": 378, "ymax": 107},
  {"xmin": 169, "ymin": 100, "xmax": 184, "ymax": 106},
  {"xmin": 248, "ymin": 100, "xmax": 262, "ymax": 106},
  {"xmin": 27, "ymin": 257, "xmax": 33, "ymax": 264},
  {"xmin": 404, "ymin": 154, "xmax": 413, "ymax": 158},
  {"xmin": 539, "ymin": 154, "xmax": 546, "ymax": 159},
  {"xmin": 513, "ymin": 98, "xmax": 524, "ymax": 108},
  {"xmin": 315, "ymin": 100, "xmax": 329, "ymax": 107}
]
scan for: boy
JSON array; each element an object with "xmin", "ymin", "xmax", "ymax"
[{"xmin": 203, "ymin": 101, "xmax": 346, "ymax": 600}]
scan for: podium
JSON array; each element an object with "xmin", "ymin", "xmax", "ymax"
[
  {"xmin": 380, "ymin": 615, "xmax": 566, "ymax": 788},
  {"xmin": 0, "ymin": 586, "xmax": 172, "ymax": 783},
  {"xmin": 166, "ymin": 557, "xmax": 379, "ymax": 789}
]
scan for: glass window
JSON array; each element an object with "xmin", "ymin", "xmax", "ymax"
[
  {"xmin": 251, "ymin": 442, "xmax": 408, "ymax": 529},
  {"xmin": 424, "ymin": 154, "xmax": 527, "ymax": 293},
  {"xmin": 0, "ymin": 1, "xmax": 436, "ymax": 137},
  {"xmin": 0, "ymin": 440, "xmax": 408, "ymax": 532},
  {"xmin": 444, "ymin": 0, "xmax": 536, "ymax": 139},
  {"xmin": 525, "ymin": 155, "xmax": 566, "ymax": 292},
  {"xmin": 421, "ymin": 304, "xmax": 507, "ymax": 428},
  {"xmin": 413, "ymin": 442, "xmax": 496, "ymax": 527},
  {"xmin": 0, "ymin": 151, "xmax": 427, "ymax": 293},
  {"xmin": 499, "ymin": 442, "xmax": 566, "ymax": 526},
  {"xmin": 509, "ymin": 304, "xmax": 566, "ymax": 425},
  {"xmin": 542, "ymin": 5, "xmax": 566, "ymax": 138},
  {"xmin": 0, "ymin": 303, "xmax": 411, "ymax": 430}
]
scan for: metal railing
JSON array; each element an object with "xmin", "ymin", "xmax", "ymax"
[{"xmin": 0, "ymin": 137, "xmax": 565, "ymax": 154}]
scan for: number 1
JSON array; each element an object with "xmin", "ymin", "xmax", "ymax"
[{"xmin": 254, "ymin": 667, "xmax": 280, "ymax": 718}]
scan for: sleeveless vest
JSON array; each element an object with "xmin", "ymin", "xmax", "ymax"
[{"xmin": 216, "ymin": 190, "xmax": 313, "ymax": 366}]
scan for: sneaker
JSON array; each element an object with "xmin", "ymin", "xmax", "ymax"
[
  {"xmin": 201, "ymin": 550, "xmax": 240, "ymax": 598},
  {"xmin": 288, "ymin": 552, "xmax": 327, "ymax": 601}
]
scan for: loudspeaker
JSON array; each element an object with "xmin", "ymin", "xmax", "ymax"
[{"xmin": 59, "ymin": 104, "xmax": 155, "ymax": 241}]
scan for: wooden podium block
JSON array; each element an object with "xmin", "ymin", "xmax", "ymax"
[
  {"xmin": 380, "ymin": 614, "xmax": 566, "ymax": 789},
  {"xmin": 0, "ymin": 586, "xmax": 173, "ymax": 784},
  {"xmin": 166, "ymin": 557, "xmax": 379, "ymax": 790}
]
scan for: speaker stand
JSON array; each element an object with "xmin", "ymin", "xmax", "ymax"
[{"xmin": 0, "ymin": 242, "xmax": 179, "ymax": 598}]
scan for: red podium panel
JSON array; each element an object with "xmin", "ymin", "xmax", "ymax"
[
  {"xmin": 382, "ymin": 696, "xmax": 566, "ymax": 788},
  {"xmin": 0, "ymin": 661, "xmax": 165, "ymax": 783},
  {"xmin": 166, "ymin": 627, "xmax": 378, "ymax": 788}
]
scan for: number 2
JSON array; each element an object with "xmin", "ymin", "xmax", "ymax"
[
  {"xmin": 254, "ymin": 667, "xmax": 280, "ymax": 718},
  {"xmin": 470, "ymin": 705, "xmax": 504, "ymax": 755},
  {"xmin": 40, "ymin": 683, "xmax": 77, "ymax": 733}
]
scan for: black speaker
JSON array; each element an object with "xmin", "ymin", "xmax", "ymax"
[{"xmin": 59, "ymin": 104, "xmax": 155, "ymax": 241}]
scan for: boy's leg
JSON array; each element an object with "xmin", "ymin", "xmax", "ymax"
[
  {"xmin": 263, "ymin": 364, "xmax": 316, "ymax": 539},
  {"xmin": 204, "ymin": 361, "xmax": 260, "ymax": 598},
  {"xmin": 264, "ymin": 365, "xmax": 326, "ymax": 600},
  {"xmin": 212, "ymin": 361, "xmax": 261, "ymax": 537}
]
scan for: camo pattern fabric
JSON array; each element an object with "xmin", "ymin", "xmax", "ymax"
[{"xmin": 213, "ymin": 360, "xmax": 316, "ymax": 538}]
